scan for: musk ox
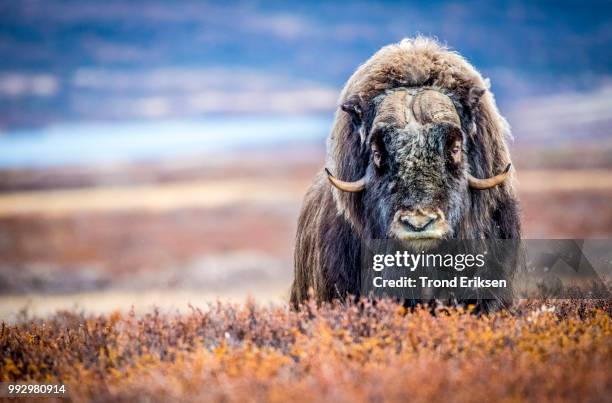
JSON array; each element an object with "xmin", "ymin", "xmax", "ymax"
[{"xmin": 291, "ymin": 37, "xmax": 521, "ymax": 307}]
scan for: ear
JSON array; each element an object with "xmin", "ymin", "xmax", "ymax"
[
  {"xmin": 340, "ymin": 95, "xmax": 363, "ymax": 123},
  {"xmin": 468, "ymin": 86, "xmax": 486, "ymax": 108},
  {"xmin": 340, "ymin": 94, "xmax": 367, "ymax": 144}
]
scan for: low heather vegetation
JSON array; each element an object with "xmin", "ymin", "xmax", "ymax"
[{"xmin": 1, "ymin": 299, "xmax": 610, "ymax": 402}]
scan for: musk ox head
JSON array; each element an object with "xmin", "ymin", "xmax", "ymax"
[
  {"xmin": 322, "ymin": 38, "xmax": 519, "ymax": 244},
  {"xmin": 327, "ymin": 87, "xmax": 510, "ymax": 242}
]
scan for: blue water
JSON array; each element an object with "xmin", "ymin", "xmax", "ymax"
[{"xmin": 0, "ymin": 116, "xmax": 331, "ymax": 168}]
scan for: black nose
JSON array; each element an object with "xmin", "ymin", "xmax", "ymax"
[{"xmin": 399, "ymin": 213, "xmax": 436, "ymax": 232}]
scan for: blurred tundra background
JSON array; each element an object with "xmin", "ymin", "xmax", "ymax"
[{"xmin": 0, "ymin": 0, "xmax": 611, "ymax": 318}]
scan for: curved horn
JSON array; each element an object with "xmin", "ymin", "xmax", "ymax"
[
  {"xmin": 468, "ymin": 163, "xmax": 512, "ymax": 190},
  {"xmin": 325, "ymin": 168, "xmax": 365, "ymax": 192}
]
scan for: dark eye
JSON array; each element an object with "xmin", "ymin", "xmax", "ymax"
[
  {"xmin": 372, "ymin": 150, "xmax": 382, "ymax": 167},
  {"xmin": 448, "ymin": 140, "xmax": 462, "ymax": 164}
]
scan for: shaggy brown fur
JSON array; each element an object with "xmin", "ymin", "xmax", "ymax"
[{"xmin": 291, "ymin": 37, "xmax": 521, "ymax": 307}]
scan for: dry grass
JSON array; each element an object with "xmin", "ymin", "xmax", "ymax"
[
  {"xmin": 1, "ymin": 170, "xmax": 611, "ymax": 217},
  {"xmin": 1, "ymin": 299, "xmax": 610, "ymax": 402},
  {"xmin": 0, "ymin": 178, "xmax": 308, "ymax": 217}
]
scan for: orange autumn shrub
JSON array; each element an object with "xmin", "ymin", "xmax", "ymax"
[{"xmin": 1, "ymin": 299, "xmax": 610, "ymax": 402}]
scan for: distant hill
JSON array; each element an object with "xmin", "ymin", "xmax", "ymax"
[{"xmin": 1, "ymin": 0, "xmax": 610, "ymax": 131}]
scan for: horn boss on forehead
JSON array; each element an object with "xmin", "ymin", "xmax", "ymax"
[
  {"xmin": 411, "ymin": 89, "xmax": 461, "ymax": 126},
  {"xmin": 326, "ymin": 88, "xmax": 511, "ymax": 192}
]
